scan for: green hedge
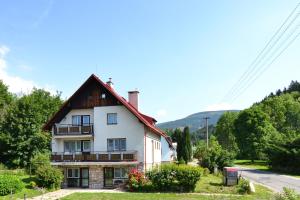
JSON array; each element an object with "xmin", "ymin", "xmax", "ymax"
[
  {"xmin": 147, "ymin": 164, "xmax": 202, "ymax": 192},
  {"xmin": 0, "ymin": 174, "xmax": 24, "ymax": 196}
]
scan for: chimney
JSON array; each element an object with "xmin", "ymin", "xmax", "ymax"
[
  {"xmin": 128, "ymin": 90, "xmax": 139, "ymax": 110},
  {"xmin": 106, "ymin": 78, "xmax": 114, "ymax": 89}
]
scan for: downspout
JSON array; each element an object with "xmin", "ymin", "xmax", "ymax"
[{"xmin": 144, "ymin": 127, "xmax": 147, "ymax": 172}]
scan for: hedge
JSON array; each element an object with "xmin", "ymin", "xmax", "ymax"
[{"xmin": 0, "ymin": 174, "xmax": 24, "ymax": 196}]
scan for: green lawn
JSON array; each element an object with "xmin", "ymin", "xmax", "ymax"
[
  {"xmin": 61, "ymin": 192, "xmax": 274, "ymax": 200},
  {"xmin": 0, "ymin": 170, "xmax": 47, "ymax": 200},
  {"xmin": 235, "ymin": 160, "xmax": 300, "ymax": 178},
  {"xmin": 62, "ymin": 175, "xmax": 275, "ymax": 200}
]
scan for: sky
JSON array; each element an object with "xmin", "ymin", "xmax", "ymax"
[{"xmin": 0, "ymin": 0, "xmax": 299, "ymax": 123}]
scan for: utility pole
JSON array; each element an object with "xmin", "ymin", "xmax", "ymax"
[{"xmin": 203, "ymin": 117, "xmax": 210, "ymax": 149}]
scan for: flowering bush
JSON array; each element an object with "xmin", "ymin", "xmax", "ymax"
[{"xmin": 127, "ymin": 168, "xmax": 146, "ymax": 192}]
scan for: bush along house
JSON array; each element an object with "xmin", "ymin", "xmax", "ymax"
[{"xmin": 43, "ymin": 74, "xmax": 174, "ymax": 189}]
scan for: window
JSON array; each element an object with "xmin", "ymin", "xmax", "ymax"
[
  {"xmin": 114, "ymin": 168, "xmax": 128, "ymax": 178},
  {"xmin": 82, "ymin": 141, "xmax": 91, "ymax": 152},
  {"xmin": 107, "ymin": 138, "xmax": 126, "ymax": 151},
  {"xmin": 64, "ymin": 141, "xmax": 81, "ymax": 152},
  {"xmin": 72, "ymin": 115, "xmax": 81, "ymax": 125},
  {"xmin": 72, "ymin": 115, "xmax": 91, "ymax": 125},
  {"xmin": 101, "ymin": 93, "xmax": 106, "ymax": 99},
  {"xmin": 82, "ymin": 115, "xmax": 90, "ymax": 125},
  {"xmin": 107, "ymin": 113, "xmax": 117, "ymax": 125},
  {"xmin": 67, "ymin": 168, "xmax": 79, "ymax": 178}
]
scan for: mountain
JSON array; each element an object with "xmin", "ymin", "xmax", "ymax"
[{"xmin": 157, "ymin": 110, "xmax": 240, "ymax": 132}]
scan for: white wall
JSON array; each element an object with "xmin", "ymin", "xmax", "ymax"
[
  {"xmin": 161, "ymin": 137, "xmax": 173, "ymax": 162},
  {"xmin": 93, "ymin": 106, "xmax": 145, "ymax": 163},
  {"xmin": 145, "ymin": 131, "xmax": 161, "ymax": 170}
]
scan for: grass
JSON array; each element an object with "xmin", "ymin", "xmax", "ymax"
[
  {"xmin": 0, "ymin": 170, "xmax": 47, "ymax": 200},
  {"xmin": 62, "ymin": 175, "xmax": 275, "ymax": 200},
  {"xmin": 235, "ymin": 160, "xmax": 300, "ymax": 178}
]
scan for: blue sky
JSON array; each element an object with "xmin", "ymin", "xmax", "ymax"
[{"xmin": 0, "ymin": 0, "xmax": 299, "ymax": 122}]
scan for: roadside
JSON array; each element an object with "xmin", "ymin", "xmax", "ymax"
[
  {"xmin": 235, "ymin": 160, "xmax": 300, "ymax": 178},
  {"xmin": 237, "ymin": 166, "xmax": 300, "ymax": 194}
]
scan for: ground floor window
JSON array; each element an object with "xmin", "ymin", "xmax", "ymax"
[
  {"xmin": 66, "ymin": 168, "xmax": 89, "ymax": 188},
  {"xmin": 114, "ymin": 167, "xmax": 128, "ymax": 179}
]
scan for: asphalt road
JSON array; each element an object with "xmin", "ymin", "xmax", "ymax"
[{"xmin": 238, "ymin": 167, "xmax": 300, "ymax": 194}]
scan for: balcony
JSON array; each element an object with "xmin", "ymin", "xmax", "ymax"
[
  {"xmin": 51, "ymin": 151, "xmax": 137, "ymax": 163},
  {"xmin": 53, "ymin": 124, "xmax": 94, "ymax": 137}
]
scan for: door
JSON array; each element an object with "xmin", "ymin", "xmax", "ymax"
[
  {"xmin": 104, "ymin": 167, "xmax": 114, "ymax": 187},
  {"xmin": 81, "ymin": 168, "xmax": 89, "ymax": 188}
]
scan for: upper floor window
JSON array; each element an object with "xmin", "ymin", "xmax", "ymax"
[
  {"xmin": 107, "ymin": 138, "xmax": 126, "ymax": 151},
  {"xmin": 64, "ymin": 141, "xmax": 81, "ymax": 152},
  {"xmin": 72, "ymin": 115, "xmax": 90, "ymax": 126},
  {"xmin": 107, "ymin": 113, "xmax": 117, "ymax": 125}
]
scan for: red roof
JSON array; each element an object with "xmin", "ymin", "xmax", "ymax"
[{"xmin": 43, "ymin": 74, "xmax": 173, "ymax": 148}]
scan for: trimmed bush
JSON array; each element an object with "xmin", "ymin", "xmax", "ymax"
[
  {"xmin": 0, "ymin": 174, "xmax": 24, "ymax": 196},
  {"xmin": 29, "ymin": 181, "xmax": 37, "ymax": 189},
  {"xmin": 147, "ymin": 164, "xmax": 202, "ymax": 192},
  {"xmin": 36, "ymin": 165, "xmax": 63, "ymax": 189}
]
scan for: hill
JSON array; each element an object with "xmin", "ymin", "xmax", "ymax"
[{"xmin": 157, "ymin": 110, "xmax": 240, "ymax": 132}]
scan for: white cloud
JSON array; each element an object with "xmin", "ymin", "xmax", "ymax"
[
  {"xmin": 0, "ymin": 45, "xmax": 56, "ymax": 94},
  {"xmin": 204, "ymin": 102, "xmax": 233, "ymax": 112},
  {"xmin": 156, "ymin": 109, "xmax": 167, "ymax": 118}
]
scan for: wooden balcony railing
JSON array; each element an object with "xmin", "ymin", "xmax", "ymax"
[
  {"xmin": 53, "ymin": 124, "xmax": 94, "ymax": 135},
  {"xmin": 51, "ymin": 151, "xmax": 137, "ymax": 162}
]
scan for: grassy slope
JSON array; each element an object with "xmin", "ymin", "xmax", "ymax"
[
  {"xmin": 0, "ymin": 171, "xmax": 46, "ymax": 200},
  {"xmin": 62, "ymin": 175, "xmax": 274, "ymax": 200},
  {"xmin": 235, "ymin": 160, "xmax": 300, "ymax": 178}
]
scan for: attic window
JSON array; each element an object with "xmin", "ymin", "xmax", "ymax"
[{"xmin": 101, "ymin": 93, "xmax": 106, "ymax": 99}]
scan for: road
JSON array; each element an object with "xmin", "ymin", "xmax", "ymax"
[{"xmin": 238, "ymin": 167, "xmax": 300, "ymax": 194}]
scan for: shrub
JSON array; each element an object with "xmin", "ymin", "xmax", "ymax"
[
  {"xmin": 36, "ymin": 165, "xmax": 63, "ymax": 189},
  {"xmin": 29, "ymin": 181, "xmax": 37, "ymax": 189},
  {"xmin": 195, "ymin": 136, "xmax": 235, "ymax": 172},
  {"xmin": 203, "ymin": 168, "xmax": 210, "ymax": 176},
  {"xmin": 30, "ymin": 152, "xmax": 50, "ymax": 174},
  {"xmin": 0, "ymin": 174, "xmax": 24, "ymax": 196},
  {"xmin": 127, "ymin": 168, "xmax": 146, "ymax": 192},
  {"xmin": 147, "ymin": 164, "xmax": 202, "ymax": 192},
  {"xmin": 237, "ymin": 178, "xmax": 251, "ymax": 194},
  {"xmin": 275, "ymin": 187, "xmax": 299, "ymax": 200}
]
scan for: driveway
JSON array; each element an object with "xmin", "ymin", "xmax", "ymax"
[{"xmin": 238, "ymin": 167, "xmax": 300, "ymax": 194}]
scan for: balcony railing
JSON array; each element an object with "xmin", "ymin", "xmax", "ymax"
[
  {"xmin": 51, "ymin": 151, "xmax": 137, "ymax": 162},
  {"xmin": 54, "ymin": 124, "xmax": 94, "ymax": 135}
]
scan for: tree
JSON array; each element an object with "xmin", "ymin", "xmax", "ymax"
[
  {"xmin": 175, "ymin": 128, "xmax": 183, "ymax": 161},
  {"xmin": 214, "ymin": 112, "xmax": 239, "ymax": 155},
  {"xmin": 194, "ymin": 136, "xmax": 234, "ymax": 171},
  {"xmin": 234, "ymin": 106, "xmax": 278, "ymax": 161},
  {"xmin": 0, "ymin": 80, "xmax": 13, "ymax": 121},
  {"xmin": 0, "ymin": 89, "xmax": 62, "ymax": 167},
  {"xmin": 182, "ymin": 126, "xmax": 192, "ymax": 163}
]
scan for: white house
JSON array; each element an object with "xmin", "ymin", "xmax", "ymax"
[{"xmin": 43, "ymin": 74, "xmax": 173, "ymax": 188}]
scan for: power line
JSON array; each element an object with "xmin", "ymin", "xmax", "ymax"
[
  {"xmin": 227, "ymin": 14, "xmax": 300, "ymax": 102},
  {"xmin": 230, "ymin": 28, "xmax": 300, "ymax": 102},
  {"xmin": 221, "ymin": 2, "xmax": 300, "ymax": 102}
]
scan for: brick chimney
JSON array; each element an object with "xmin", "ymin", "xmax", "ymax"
[
  {"xmin": 106, "ymin": 78, "xmax": 114, "ymax": 89},
  {"xmin": 128, "ymin": 90, "xmax": 139, "ymax": 110}
]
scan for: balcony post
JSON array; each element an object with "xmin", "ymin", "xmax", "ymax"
[
  {"xmin": 108, "ymin": 153, "xmax": 111, "ymax": 161},
  {"xmin": 121, "ymin": 152, "xmax": 123, "ymax": 161}
]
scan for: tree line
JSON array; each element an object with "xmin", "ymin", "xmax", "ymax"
[
  {"xmin": 0, "ymin": 80, "xmax": 62, "ymax": 168},
  {"xmin": 214, "ymin": 80, "xmax": 300, "ymax": 173}
]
